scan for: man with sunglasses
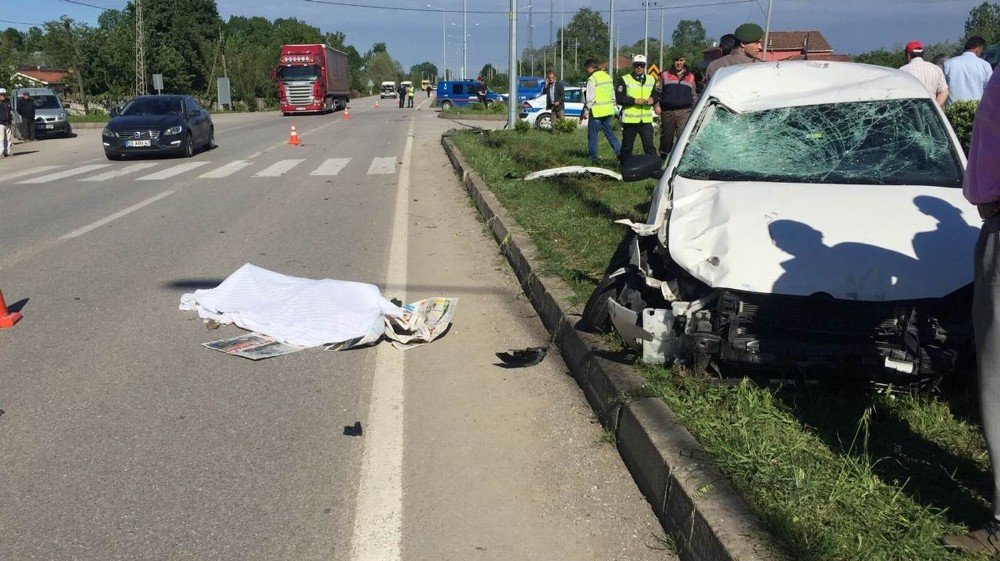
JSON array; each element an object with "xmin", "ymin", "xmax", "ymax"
[
  {"xmin": 705, "ymin": 23, "xmax": 764, "ymax": 84},
  {"xmin": 616, "ymin": 54, "xmax": 657, "ymax": 164}
]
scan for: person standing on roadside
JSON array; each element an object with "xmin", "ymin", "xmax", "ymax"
[
  {"xmin": 17, "ymin": 91, "xmax": 36, "ymax": 142},
  {"xmin": 397, "ymin": 83, "xmax": 406, "ymax": 109},
  {"xmin": 945, "ymin": 36, "xmax": 994, "ymax": 104},
  {"xmin": 476, "ymin": 78, "xmax": 488, "ymax": 109},
  {"xmin": 704, "ymin": 25, "xmax": 763, "ymax": 84},
  {"xmin": 543, "ymin": 70, "xmax": 566, "ymax": 122},
  {"xmin": 900, "ymin": 41, "xmax": 949, "ymax": 107},
  {"xmin": 616, "ymin": 54, "xmax": 656, "ymax": 164},
  {"xmin": 581, "ymin": 59, "xmax": 621, "ymax": 164},
  {"xmin": 406, "ymin": 83, "xmax": 415, "ymax": 108},
  {"xmin": 941, "ymin": 70, "xmax": 1000, "ymax": 556},
  {"xmin": 0, "ymin": 89, "xmax": 13, "ymax": 158},
  {"xmin": 658, "ymin": 56, "xmax": 696, "ymax": 159}
]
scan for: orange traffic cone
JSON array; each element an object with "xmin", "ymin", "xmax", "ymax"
[
  {"xmin": 288, "ymin": 124, "xmax": 300, "ymax": 145},
  {"xmin": 374, "ymin": 100, "xmax": 380, "ymax": 109},
  {"xmin": 0, "ymin": 289, "xmax": 22, "ymax": 328},
  {"xmin": 343, "ymin": 108, "xmax": 351, "ymax": 120}
]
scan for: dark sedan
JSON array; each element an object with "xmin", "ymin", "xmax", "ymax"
[{"xmin": 102, "ymin": 95, "xmax": 214, "ymax": 160}]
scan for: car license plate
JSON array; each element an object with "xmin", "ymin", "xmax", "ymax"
[
  {"xmin": 126, "ymin": 140, "xmax": 151, "ymax": 147},
  {"xmin": 296, "ymin": 107, "xmax": 305, "ymax": 111},
  {"xmin": 45, "ymin": 124, "xmax": 54, "ymax": 129}
]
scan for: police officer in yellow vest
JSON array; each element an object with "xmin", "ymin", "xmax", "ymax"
[
  {"xmin": 581, "ymin": 58, "xmax": 621, "ymax": 164},
  {"xmin": 615, "ymin": 54, "xmax": 657, "ymax": 163},
  {"xmin": 406, "ymin": 84, "xmax": 415, "ymax": 108}
]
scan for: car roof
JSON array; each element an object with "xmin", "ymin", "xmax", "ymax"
[
  {"xmin": 706, "ymin": 61, "xmax": 933, "ymax": 112},
  {"xmin": 15, "ymin": 87, "xmax": 57, "ymax": 96},
  {"xmin": 131, "ymin": 95, "xmax": 188, "ymax": 101}
]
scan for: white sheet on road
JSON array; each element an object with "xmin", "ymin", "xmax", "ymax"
[{"xmin": 180, "ymin": 264, "xmax": 404, "ymax": 348}]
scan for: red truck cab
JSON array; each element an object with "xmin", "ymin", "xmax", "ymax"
[{"xmin": 275, "ymin": 44, "xmax": 351, "ymax": 115}]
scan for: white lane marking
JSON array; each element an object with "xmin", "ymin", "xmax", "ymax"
[
  {"xmin": 137, "ymin": 161, "xmax": 211, "ymax": 181},
  {"xmin": 349, "ymin": 120, "xmax": 412, "ymax": 561},
  {"xmin": 61, "ymin": 191, "xmax": 174, "ymax": 240},
  {"xmin": 367, "ymin": 157, "xmax": 397, "ymax": 175},
  {"xmin": 416, "ymin": 96, "xmax": 433, "ymax": 110},
  {"xmin": 199, "ymin": 160, "xmax": 251, "ymax": 178},
  {"xmin": 0, "ymin": 165, "xmax": 61, "ymax": 183},
  {"xmin": 80, "ymin": 162, "xmax": 159, "ymax": 182},
  {"xmin": 253, "ymin": 159, "xmax": 305, "ymax": 177},
  {"xmin": 18, "ymin": 164, "xmax": 112, "ymax": 184},
  {"xmin": 310, "ymin": 158, "xmax": 352, "ymax": 176}
]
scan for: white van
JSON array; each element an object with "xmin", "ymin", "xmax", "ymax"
[
  {"xmin": 13, "ymin": 87, "xmax": 72, "ymax": 137},
  {"xmin": 380, "ymin": 81, "xmax": 397, "ymax": 98}
]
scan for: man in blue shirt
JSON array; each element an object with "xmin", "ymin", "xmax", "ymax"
[{"xmin": 945, "ymin": 36, "xmax": 994, "ymax": 104}]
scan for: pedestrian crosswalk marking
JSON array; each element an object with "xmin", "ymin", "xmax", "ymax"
[
  {"xmin": 18, "ymin": 164, "xmax": 112, "ymax": 184},
  {"xmin": 137, "ymin": 161, "xmax": 211, "ymax": 181},
  {"xmin": 80, "ymin": 163, "xmax": 159, "ymax": 182},
  {"xmin": 2, "ymin": 165, "xmax": 61, "ymax": 183},
  {"xmin": 367, "ymin": 157, "xmax": 397, "ymax": 175},
  {"xmin": 254, "ymin": 159, "xmax": 305, "ymax": 177},
  {"xmin": 199, "ymin": 160, "xmax": 251, "ymax": 179},
  {"xmin": 310, "ymin": 158, "xmax": 352, "ymax": 176}
]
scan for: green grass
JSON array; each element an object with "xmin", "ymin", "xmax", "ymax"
[
  {"xmin": 451, "ymin": 128, "xmax": 995, "ymax": 561},
  {"xmin": 439, "ymin": 101, "xmax": 508, "ymax": 116},
  {"xmin": 68, "ymin": 114, "xmax": 110, "ymax": 123}
]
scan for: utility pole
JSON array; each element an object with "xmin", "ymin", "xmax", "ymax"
[
  {"xmin": 659, "ymin": 8, "xmax": 664, "ymax": 70},
  {"xmin": 529, "ymin": 2, "xmax": 534, "ymax": 75},
  {"xmin": 762, "ymin": 0, "xmax": 774, "ymax": 62},
  {"xmin": 574, "ymin": 38, "xmax": 578, "ymax": 69},
  {"xmin": 608, "ymin": 0, "xmax": 615, "ymax": 76},
  {"xmin": 134, "ymin": 0, "xmax": 146, "ymax": 96},
  {"xmin": 508, "ymin": 0, "xmax": 517, "ymax": 128},
  {"xmin": 442, "ymin": 8, "xmax": 446, "ymax": 83},
  {"xmin": 643, "ymin": 1, "xmax": 649, "ymax": 61},
  {"xmin": 559, "ymin": 0, "xmax": 564, "ymax": 79},
  {"xmin": 549, "ymin": 0, "xmax": 553, "ymax": 76}
]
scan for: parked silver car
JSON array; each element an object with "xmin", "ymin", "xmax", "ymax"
[{"xmin": 14, "ymin": 87, "xmax": 73, "ymax": 137}]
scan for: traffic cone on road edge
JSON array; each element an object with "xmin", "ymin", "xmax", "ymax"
[
  {"xmin": 343, "ymin": 108, "xmax": 351, "ymax": 120},
  {"xmin": 288, "ymin": 124, "xmax": 300, "ymax": 146},
  {"xmin": 0, "ymin": 290, "xmax": 22, "ymax": 328},
  {"xmin": 374, "ymin": 100, "xmax": 380, "ymax": 109}
]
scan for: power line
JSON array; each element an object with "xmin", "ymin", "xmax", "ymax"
[
  {"xmin": 0, "ymin": 18, "xmax": 45, "ymax": 26},
  {"xmin": 300, "ymin": 0, "xmax": 754, "ymax": 15},
  {"xmin": 62, "ymin": 0, "xmax": 120, "ymax": 10}
]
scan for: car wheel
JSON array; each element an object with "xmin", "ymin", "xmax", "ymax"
[
  {"xmin": 183, "ymin": 132, "xmax": 194, "ymax": 158},
  {"xmin": 204, "ymin": 126, "xmax": 215, "ymax": 150},
  {"xmin": 441, "ymin": 100, "xmax": 453, "ymax": 111},
  {"xmin": 536, "ymin": 113, "xmax": 553, "ymax": 130}
]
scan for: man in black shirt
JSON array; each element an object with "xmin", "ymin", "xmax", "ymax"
[{"xmin": 17, "ymin": 92, "xmax": 36, "ymax": 142}]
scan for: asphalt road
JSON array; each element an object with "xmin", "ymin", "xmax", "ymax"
[{"xmin": 0, "ymin": 97, "xmax": 673, "ymax": 560}]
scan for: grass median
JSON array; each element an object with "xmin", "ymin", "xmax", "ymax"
[{"xmin": 451, "ymin": 127, "xmax": 993, "ymax": 561}]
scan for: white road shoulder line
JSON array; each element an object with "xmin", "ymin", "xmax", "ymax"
[
  {"xmin": 137, "ymin": 161, "xmax": 211, "ymax": 181},
  {"xmin": 200, "ymin": 160, "xmax": 251, "ymax": 179},
  {"xmin": 80, "ymin": 162, "xmax": 159, "ymax": 182},
  {"xmin": 349, "ymin": 120, "xmax": 412, "ymax": 561},
  {"xmin": 1, "ymin": 165, "xmax": 61, "ymax": 183},
  {"xmin": 367, "ymin": 157, "xmax": 397, "ymax": 175},
  {"xmin": 253, "ymin": 159, "xmax": 305, "ymax": 177},
  {"xmin": 61, "ymin": 191, "xmax": 174, "ymax": 240},
  {"xmin": 310, "ymin": 158, "xmax": 352, "ymax": 176},
  {"xmin": 18, "ymin": 164, "xmax": 112, "ymax": 184}
]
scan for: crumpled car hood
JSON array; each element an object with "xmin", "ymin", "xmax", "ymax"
[{"xmin": 667, "ymin": 177, "xmax": 980, "ymax": 301}]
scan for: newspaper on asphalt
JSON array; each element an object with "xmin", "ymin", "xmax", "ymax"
[{"xmin": 203, "ymin": 332, "xmax": 305, "ymax": 360}]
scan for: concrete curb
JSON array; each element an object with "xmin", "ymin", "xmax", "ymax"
[
  {"xmin": 437, "ymin": 112, "xmax": 506, "ymax": 121},
  {"xmin": 441, "ymin": 133, "xmax": 789, "ymax": 561}
]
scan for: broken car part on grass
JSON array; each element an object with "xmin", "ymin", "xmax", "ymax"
[
  {"xmin": 180, "ymin": 264, "xmax": 457, "ymax": 359},
  {"xmin": 521, "ymin": 166, "xmax": 623, "ymax": 182},
  {"xmin": 583, "ymin": 61, "xmax": 978, "ymax": 383}
]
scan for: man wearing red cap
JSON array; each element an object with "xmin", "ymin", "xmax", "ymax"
[{"xmin": 899, "ymin": 40, "xmax": 949, "ymax": 107}]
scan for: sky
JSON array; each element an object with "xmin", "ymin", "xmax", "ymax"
[{"xmin": 5, "ymin": 0, "xmax": 989, "ymax": 77}]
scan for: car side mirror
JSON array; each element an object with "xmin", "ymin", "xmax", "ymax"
[
  {"xmin": 620, "ymin": 154, "xmax": 665, "ymax": 182},
  {"xmin": 109, "ymin": 106, "xmax": 120, "ymax": 117}
]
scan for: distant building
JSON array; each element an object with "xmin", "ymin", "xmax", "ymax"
[
  {"xmin": 702, "ymin": 30, "xmax": 850, "ymax": 66},
  {"xmin": 14, "ymin": 66, "xmax": 70, "ymax": 94}
]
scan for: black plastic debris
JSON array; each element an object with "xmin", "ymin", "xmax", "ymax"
[
  {"xmin": 343, "ymin": 422, "xmax": 363, "ymax": 436},
  {"xmin": 495, "ymin": 346, "xmax": 547, "ymax": 368}
]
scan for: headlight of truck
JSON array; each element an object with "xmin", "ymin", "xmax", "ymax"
[
  {"xmin": 163, "ymin": 125, "xmax": 183, "ymax": 136},
  {"xmin": 102, "ymin": 128, "xmax": 117, "ymax": 137}
]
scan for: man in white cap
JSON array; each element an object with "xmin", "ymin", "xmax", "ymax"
[
  {"xmin": 0, "ymin": 88, "xmax": 13, "ymax": 157},
  {"xmin": 615, "ymin": 54, "xmax": 657, "ymax": 164}
]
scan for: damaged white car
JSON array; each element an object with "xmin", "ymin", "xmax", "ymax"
[{"xmin": 583, "ymin": 61, "xmax": 979, "ymax": 382}]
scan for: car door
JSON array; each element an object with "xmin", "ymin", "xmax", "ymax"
[
  {"xmin": 563, "ymin": 88, "xmax": 583, "ymax": 118},
  {"xmin": 186, "ymin": 98, "xmax": 206, "ymax": 143}
]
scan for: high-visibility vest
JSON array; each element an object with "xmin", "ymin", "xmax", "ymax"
[
  {"xmin": 621, "ymin": 73, "xmax": 654, "ymax": 124},
  {"xmin": 587, "ymin": 70, "xmax": 616, "ymax": 118},
  {"xmin": 407, "ymin": 86, "xmax": 414, "ymax": 96}
]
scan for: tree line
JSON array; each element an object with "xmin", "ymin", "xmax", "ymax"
[{"xmin": 0, "ymin": 0, "xmax": 441, "ymax": 110}]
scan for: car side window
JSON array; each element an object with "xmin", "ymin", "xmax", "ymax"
[
  {"xmin": 451, "ymin": 84, "xmax": 462, "ymax": 95},
  {"xmin": 185, "ymin": 98, "xmax": 197, "ymax": 114},
  {"xmin": 466, "ymin": 85, "xmax": 477, "ymax": 95},
  {"xmin": 564, "ymin": 90, "xmax": 582, "ymax": 103}
]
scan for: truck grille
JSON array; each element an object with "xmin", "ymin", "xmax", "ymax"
[{"xmin": 285, "ymin": 83, "xmax": 315, "ymax": 106}]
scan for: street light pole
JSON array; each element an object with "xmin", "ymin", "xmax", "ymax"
[
  {"xmin": 659, "ymin": 8, "xmax": 663, "ymax": 69},
  {"xmin": 643, "ymin": 0, "xmax": 649, "ymax": 61},
  {"xmin": 559, "ymin": 0, "xmax": 564, "ymax": 80},
  {"xmin": 442, "ymin": 9, "xmax": 446, "ymax": 82},
  {"xmin": 762, "ymin": 0, "xmax": 774, "ymax": 62},
  {"xmin": 508, "ymin": 0, "xmax": 518, "ymax": 128},
  {"xmin": 463, "ymin": 0, "xmax": 468, "ymax": 79},
  {"xmin": 608, "ymin": 0, "xmax": 615, "ymax": 76}
]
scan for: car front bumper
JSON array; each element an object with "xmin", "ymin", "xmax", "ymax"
[{"xmin": 103, "ymin": 134, "xmax": 186, "ymax": 155}]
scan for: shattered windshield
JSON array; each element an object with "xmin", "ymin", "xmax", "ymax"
[{"xmin": 676, "ymin": 99, "xmax": 964, "ymax": 187}]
